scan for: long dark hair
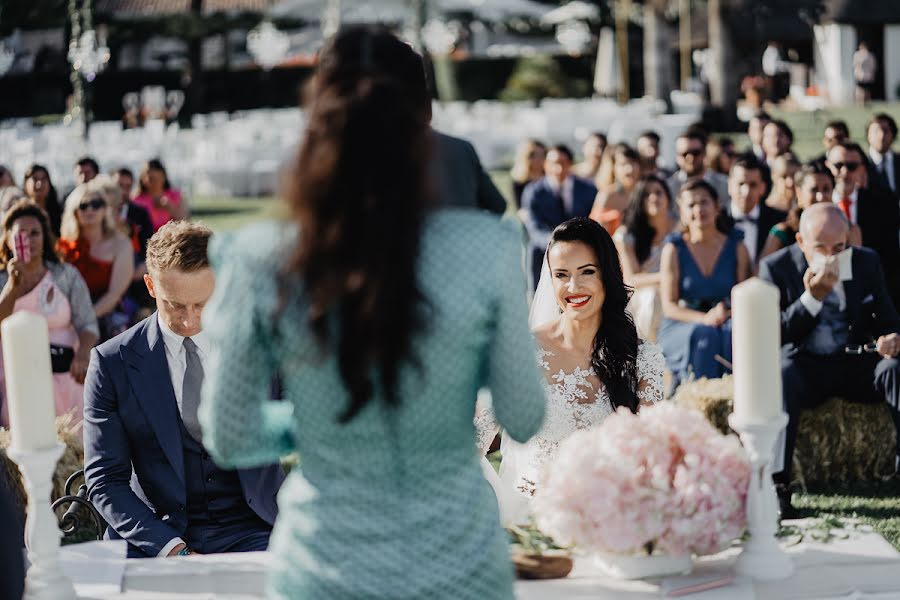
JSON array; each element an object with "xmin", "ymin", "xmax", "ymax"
[
  {"xmin": 23, "ymin": 164, "xmax": 59, "ymax": 213},
  {"xmin": 284, "ymin": 26, "xmax": 432, "ymax": 423},
  {"xmin": 548, "ymin": 218, "xmax": 640, "ymax": 413},
  {"xmin": 138, "ymin": 158, "xmax": 172, "ymax": 194},
  {"xmin": 622, "ymin": 175, "xmax": 673, "ymax": 265}
]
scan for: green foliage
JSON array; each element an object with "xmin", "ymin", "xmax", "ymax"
[
  {"xmin": 507, "ymin": 523, "xmax": 567, "ymax": 555},
  {"xmin": 499, "ymin": 55, "xmax": 590, "ymax": 104}
]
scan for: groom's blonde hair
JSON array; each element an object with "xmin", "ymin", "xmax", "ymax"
[{"xmin": 145, "ymin": 221, "xmax": 211, "ymax": 275}]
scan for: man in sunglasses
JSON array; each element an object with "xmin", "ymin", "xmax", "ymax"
[
  {"xmin": 666, "ymin": 130, "xmax": 730, "ymax": 206},
  {"xmin": 760, "ymin": 203, "xmax": 900, "ymax": 518},
  {"xmin": 827, "ymin": 142, "xmax": 900, "ymax": 306}
]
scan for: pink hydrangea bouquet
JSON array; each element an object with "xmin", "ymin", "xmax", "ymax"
[{"xmin": 533, "ymin": 403, "xmax": 751, "ymax": 557}]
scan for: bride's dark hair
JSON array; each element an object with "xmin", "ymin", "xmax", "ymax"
[
  {"xmin": 547, "ymin": 218, "xmax": 640, "ymax": 413},
  {"xmin": 283, "ymin": 25, "xmax": 432, "ymax": 423}
]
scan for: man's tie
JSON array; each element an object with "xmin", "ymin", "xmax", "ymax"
[
  {"xmin": 838, "ymin": 197, "xmax": 852, "ymax": 223},
  {"xmin": 182, "ymin": 337, "xmax": 204, "ymax": 442},
  {"xmin": 734, "ymin": 216, "xmax": 758, "ymax": 225}
]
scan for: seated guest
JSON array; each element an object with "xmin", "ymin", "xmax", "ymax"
[
  {"xmin": 22, "ymin": 164, "xmax": 63, "ymax": 236},
  {"xmin": 867, "ymin": 113, "xmax": 900, "ymax": 196},
  {"xmin": 573, "ymin": 131, "xmax": 607, "ymax": 182},
  {"xmin": 83, "ymin": 221, "xmax": 285, "ymax": 558},
  {"xmin": 761, "ymin": 166, "xmax": 862, "ymax": 260},
  {"xmin": 0, "ymin": 201, "xmax": 98, "ymax": 427},
  {"xmin": 659, "ymin": 179, "xmax": 751, "ymax": 393},
  {"xmin": 510, "ymin": 139, "xmax": 547, "ymax": 208},
  {"xmin": 590, "ymin": 145, "xmax": 641, "ymax": 235},
  {"xmin": 522, "ymin": 144, "xmax": 597, "ymax": 289},
  {"xmin": 74, "ymin": 156, "xmax": 99, "ymax": 185},
  {"xmin": 132, "ymin": 159, "xmax": 188, "ymax": 232},
  {"xmin": 667, "ymin": 131, "xmax": 731, "ymax": 207},
  {"xmin": 0, "ymin": 164, "xmax": 14, "ymax": 188},
  {"xmin": 746, "ymin": 111, "xmax": 772, "ymax": 165},
  {"xmin": 765, "ymin": 153, "xmax": 801, "ymax": 212},
  {"xmin": 59, "ymin": 180, "xmax": 135, "ymax": 340},
  {"xmin": 637, "ymin": 130, "xmax": 671, "ymax": 178},
  {"xmin": 811, "ymin": 120, "xmax": 849, "ymax": 169},
  {"xmin": 759, "ymin": 203, "xmax": 900, "ymax": 517},
  {"xmin": 761, "ymin": 119, "xmax": 794, "ymax": 166},
  {"xmin": 705, "ymin": 137, "xmax": 737, "ymax": 177},
  {"xmin": 725, "ymin": 157, "xmax": 786, "ymax": 270},
  {"xmin": 826, "ymin": 142, "xmax": 900, "ymax": 306},
  {"xmin": 614, "ymin": 175, "xmax": 678, "ymax": 342}
]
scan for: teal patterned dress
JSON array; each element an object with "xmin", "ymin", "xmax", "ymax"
[{"xmin": 199, "ymin": 210, "xmax": 546, "ymax": 600}]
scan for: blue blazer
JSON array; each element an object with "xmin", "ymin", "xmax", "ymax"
[
  {"xmin": 758, "ymin": 244, "xmax": 900, "ymax": 359},
  {"xmin": 521, "ymin": 176, "xmax": 597, "ymax": 287},
  {"xmin": 83, "ymin": 314, "xmax": 285, "ymax": 558}
]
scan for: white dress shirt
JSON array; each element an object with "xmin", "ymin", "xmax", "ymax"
[
  {"xmin": 832, "ymin": 188, "xmax": 859, "ymax": 224},
  {"xmin": 869, "ymin": 148, "xmax": 896, "ymax": 191},
  {"xmin": 156, "ymin": 315, "xmax": 211, "ymax": 557},
  {"xmin": 546, "ymin": 175, "xmax": 576, "ymax": 216},
  {"xmin": 730, "ymin": 202, "xmax": 761, "ymax": 265}
]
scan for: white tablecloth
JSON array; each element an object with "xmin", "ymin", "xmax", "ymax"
[{"xmin": 61, "ymin": 524, "xmax": 900, "ymax": 600}]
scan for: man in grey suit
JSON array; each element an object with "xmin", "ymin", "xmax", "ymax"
[{"xmin": 430, "ymin": 130, "xmax": 507, "ymax": 215}]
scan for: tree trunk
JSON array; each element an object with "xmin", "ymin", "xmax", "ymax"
[
  {"xmin": 643, "ymin": 3, "xmax": 675, "ymax": 104},
  {"xmin": 187, "ymin": 0, "xmax": 205, "ymax": 117},
  {"xmin": 708, "ymin": 0, "xmax": 738, "ymax": 126}
]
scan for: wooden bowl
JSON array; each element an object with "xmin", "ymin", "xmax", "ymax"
[{"xmin": 512, "ymin": 550, "xmax": 574, "ymax": 579}]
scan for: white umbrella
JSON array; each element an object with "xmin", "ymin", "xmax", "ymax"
[
  {"xmin": 540, "ymin": 0, "xmax": 600, "ymax": 25},
  {"xmin": 270, "ymin": 0, "xmax": 551, "ymax": 22}
]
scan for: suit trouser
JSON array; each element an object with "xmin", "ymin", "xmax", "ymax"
[{"xmin": 774, "ymin": 352, "xmax": 900, "ymax": 486}]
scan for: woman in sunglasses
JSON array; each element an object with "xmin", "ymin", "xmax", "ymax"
[{"xmin": 58, "ymin": 178, "xmax": 135, "ymax": 340}]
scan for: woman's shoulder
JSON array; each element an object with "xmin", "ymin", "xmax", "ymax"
[
  {"xmin": 662, "ymin": 230, "xmax": 684, "ymax": 247},
  {"xmin": 637, "ymin": 339, "xmax": 663, "ymax": 363},
  {"xmin": 209, "ymin": 220, "xmax": 297, "ymax": 273},
  {"xmin": 47, "ymin": 261, "xmax": 85, "ymax": 288},
  {"xmin": 425, "ymin": 210, "xmax": 522, "ymax": 252}
]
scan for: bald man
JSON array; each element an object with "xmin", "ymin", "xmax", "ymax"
[{"xmin": 759, "ymin": 203, "xmax": 900, "ymax": 518}]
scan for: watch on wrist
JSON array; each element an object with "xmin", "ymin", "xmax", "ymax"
[{"xmin": 176, "ymin": 547, "xmax": 192, "ymax": 556}]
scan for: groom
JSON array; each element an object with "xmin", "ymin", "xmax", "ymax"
[{"xmin": 83, "ymin": 221, "xmax": 285, "ymax": 558}]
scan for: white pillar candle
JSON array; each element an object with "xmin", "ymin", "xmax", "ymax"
[
  {"xmin": 2, "ymin": 312, "xmax": 57, "ymax": 452},
  {"xmin": 731, "ymin": 278, "xmax": 783, "ymax": 422}
]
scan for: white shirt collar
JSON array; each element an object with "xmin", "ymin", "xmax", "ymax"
[
  {"xmin": 157, "ymin": 313, "xmax": 210, "ymax": 358},
  {"xmin": 832, "ymin": 187, "xmax": 858, "ymax": 203},
  {"xmin": 546, "ymin": 175, "xmax": 572, "ymax": 191},
  {"xmin": 730, "ymin": 202, "xmax": 761, "ymax": 220},
  {"xmin": 869, "ymin": 147, "xmax": 890, "ymax": 164}
]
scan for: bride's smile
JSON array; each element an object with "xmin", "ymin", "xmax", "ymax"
[{"xmin": 549, "ymin": 240, "xmax": 605, "ymax": 322}]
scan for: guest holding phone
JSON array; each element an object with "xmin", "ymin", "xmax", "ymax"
[
  {"xmin": 0, "ymin": 200, "xmax": 98, "ymax": 428},
  {"xmin": 132, "ymin": 159, "xmax": 188, "ymax": 232}
]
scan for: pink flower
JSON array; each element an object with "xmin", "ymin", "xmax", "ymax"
[{"xmin": 533, "ymin": 404, "xmax": 750, "ymax": 557}]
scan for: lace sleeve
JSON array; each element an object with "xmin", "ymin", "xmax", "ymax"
[
  {"xmin": 473, "ymin": 389, "xmax": 499, "ymax": 455},
  {"xmin": 636, "ymin": 341, "xmax": 665, "ymax": 406}
]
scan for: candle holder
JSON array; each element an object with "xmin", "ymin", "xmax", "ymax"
[
  {"xmin": 7, "ymin": 442, "xmax": 77, "ymax": 600},
  {"xmin": 728, "ymin": 412, "xmax": 793, "ymax": 581}
]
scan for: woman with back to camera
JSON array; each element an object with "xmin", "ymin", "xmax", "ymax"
[
  {"xmin": 199, "ymin": 26, "xmax": 546, "ymax": 600},
  {"xmin": 477, "ymin": 217, "xmax": 664, "ymax": 522}
]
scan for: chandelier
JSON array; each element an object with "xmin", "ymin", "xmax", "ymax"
[
  {"xmin": 247, "ymin": 20, "xmax": 290, "ymax": 71},
  {"xmin": 67, "ymin": 0, "xmax": 110, "ymax": 82}
]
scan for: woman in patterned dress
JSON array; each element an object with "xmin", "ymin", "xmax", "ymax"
[{"xmin": 478, "ymin": 218, "xmax": 664, "ymax": 523}]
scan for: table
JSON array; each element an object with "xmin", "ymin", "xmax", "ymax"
[{"xmin": 61, "ymin": 524, "xmax": 900, "ymax": 600}]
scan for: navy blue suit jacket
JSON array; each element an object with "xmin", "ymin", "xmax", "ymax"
[
  {"xmin": 521, "ymin": 176, "xmax": 597, "ymax": 287},
  {"xmin": 83, "ymin": 314, "xmax": 285, "ymax": 557},
  {"xmin": 758, "ymin": 244, "xmax": 900, "ymax": 359}
]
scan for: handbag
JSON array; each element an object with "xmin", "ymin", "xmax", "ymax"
[{"xmin": 49, "ymin": 345, "xmax": 75, "ymax": 374}]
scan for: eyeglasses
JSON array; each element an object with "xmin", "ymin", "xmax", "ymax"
[
  {"xmin": 844, "ymin": 343, "xmax": 878, "ymax": 355},
  {"xmin": 831, "ymin": 161, "xmax": 861, "ymax": 172},
  {"xmin": 679, "ymin": 149, "xmax": 703, "ymax": 158},
  {"xmin": 78, "ymin": 198, "xmax": 106, "ymax": 211}
]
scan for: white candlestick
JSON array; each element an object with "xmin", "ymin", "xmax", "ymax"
[
  {"xmin": 2, "ymin": 312, "xmax": 57, "ymax": 452},
  {"xmin": 731, "ymin": 278, "xmax": 783, "ymax": 422}
]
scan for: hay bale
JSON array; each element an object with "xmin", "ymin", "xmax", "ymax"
[
  {"xmin": 672, "ymin": 377, "xmax": 896, "ymax": 485},
  {"xmin": 0, "ymin": 414, "xmax": 85, "ymax": 526}
]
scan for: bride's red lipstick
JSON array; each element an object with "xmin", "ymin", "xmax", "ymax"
[{"xmin": 565, "ymin": 295, "xmax": 590, "ymax": 308}]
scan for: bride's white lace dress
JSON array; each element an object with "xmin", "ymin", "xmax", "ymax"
[{"xmin": 476, "ymin": 340, "xmax": 665, "ymax": 523}]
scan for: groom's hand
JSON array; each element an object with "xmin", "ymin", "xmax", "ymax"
[{"xmin": 876, "ymin": 333, "xmax": 900, "ymax": 358}]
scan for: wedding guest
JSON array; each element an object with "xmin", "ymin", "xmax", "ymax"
[
  {"xmin": 58, "ymin": 181, "xmax": 135, "ymax": 340},
  {"xmin": 510, "ymin": 139, "xmax": 547, "ymax": 208},
  {"xmin": 0, "ymin": 187, "xmax": 27, "ymax": 215},
  {"xmin": 522, "ymin": 144, "xmax": 597, "ymax": 289},
  {"xmin": 760, "ymin": 166, "xmax": 862, "ymax": 260},
  {"xmin": 705, "ymin": 137, "xmax": 737, "ymax": 177},
  {"xmin": 22, "ymin": 164, "xmax": 62, "ymax": 236},
  {"xmin": 667, "ymin": 131, "xmax": 730, "ymax": 207},
  {"xmin": 132, "ymin": 159, "xmax": 188, "ymax": 232},
  {"xmin": 477, "ymin": 217, "xmax": 664, "ymax": 519},
  {"xmin": 431, "ymin": 130, "xmax": 507, "ymax": 214},
  {"xmin": 74, "ymin": 156, "xmax": 99, "ymax": 185},
  {"xmin": 112, "ymin": 167, "xmax": 135, "ymax": 201},
  {"xmin": 765, "ymin": 153, "xmax": 801, "ymax": 212},
  {"xmin": 853, "ymin": 41, "xmax": 877, "ymax": 106},
  {"xmin": 746, "ymin": 111, "xmax": 772, "ymax": 164},
  {"xmin": 573, "ymin": 131, "xmax": 607, "ymax": 181},
  {"xmin": 637, "ymin": 130, "xmax": 670, "ymax": 178},
  {"xmin": 759, "ymin": 203, "xmax": 900, "ymax": 517},
  {"xmin": 109, "ymin": 169, "xmax": 154, "ymax": 265},
  {"xmin": 812, "ymin": 120, "xmax": 849, "ymax": 168},
  {"xmin": 0, "ymin": 164, "xmax": 14, "ymax": 188},
  {"xmin": 83, "ymin": 221, "xmax": 285, "ymax": 558},
  {"xmin": 614, "ymin": 175, "xmax": 679, "ymax": 342},
  {"xmin": 725, "ymin": 156, "xmax": 786, "ymax": 270},
  {"xmin": 762, "ymin": 120, "xmax": 794, "ymax": 165},
  {"xmin": 0, "ymin": 201, "xmax": 98, "ymax": 428},
  {"xmin": 198, "ymin": 26, "xmax": 545, "ymax": 599},
  {"xmin": 659, "ymin": 179, "xmax": 751, "ymax": 393},
  {"xmin": 0, "ymin": 469, "xmax": 25, "ymax": 600},
  {"xmin": 590, "ymin": 145, "xmax": 641, "ymax": 234},
  {"xmin": 826, "ymin": 142, "xmax": 900, "ymax": 306},
  {"xmin": 867, "ymin": 113, "xmax": 900, "ymax": 196}
]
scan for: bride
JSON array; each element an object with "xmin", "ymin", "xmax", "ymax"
[{"xmin": 477, "ymin": 217, "xmax": 664, "ymax": 523}]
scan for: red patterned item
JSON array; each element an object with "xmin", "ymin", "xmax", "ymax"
[{"xmin": 13, "ymin": 231, "xmax": 30, "ymax": 263}]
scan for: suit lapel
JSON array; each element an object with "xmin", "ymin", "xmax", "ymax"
[
  {"xmin": 844, "ymin": 250, "xmax": 862, "ymax": 324},
  {"xmin": 125, "ymin": 315, "xmax": 185, "ymax": 484},
  {"xmin": 789, "ymin": 245, "xmax": 809, "ymax": 300}
]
